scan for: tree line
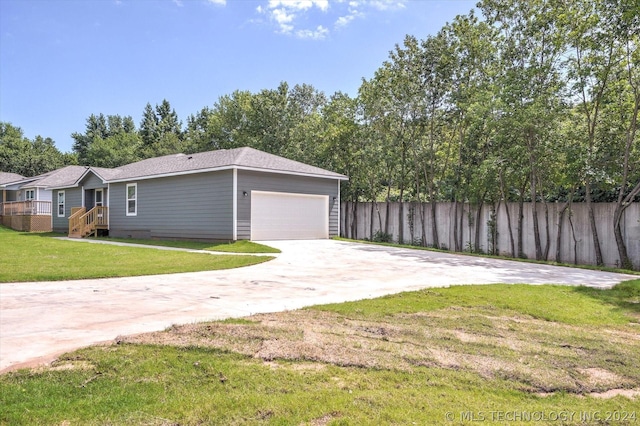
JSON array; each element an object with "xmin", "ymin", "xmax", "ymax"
[{"xmin": 1, "ymin": 0, "xmax": 638, "ymax": 268}]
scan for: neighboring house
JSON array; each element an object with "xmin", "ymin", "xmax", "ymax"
[
  {"xmin": 0, "ymin": 167, "xmax": 97, "ymax": 232},
  {"xmin": 0, "ymin": 172, "xmax": 25, "ymax": 204},
  {"xmin": 0, "ymin": 172, "xmax": 26, "ymax": 225},
  {"xmin": 49, "ymin": 147, "xmax": 348, "ymax": 241}
]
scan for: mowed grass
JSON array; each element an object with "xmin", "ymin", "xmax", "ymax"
[
  {"xmin": 97, "ymin": 237, "xmax": 281, "ymax": 253},
  {"xmin": 2, "ymin": 281, "xmax": 639, "ymax": 425},
  {"xmin": 0, "ymin": 227, "xmax": 273, "ymax": 282}
]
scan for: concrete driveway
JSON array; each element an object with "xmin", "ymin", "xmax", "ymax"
[{"xmin": 1, "ymin": 239, "xmax": 636, "ymax": 372}]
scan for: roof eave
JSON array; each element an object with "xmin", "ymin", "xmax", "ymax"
[{"xmin": 106, "ymin": 165, "xmax": 348, "ymax": 183}]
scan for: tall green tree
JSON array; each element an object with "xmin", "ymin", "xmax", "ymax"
[
  {"xmin": 445, "ymin": 13, "xmax": 501, "ymax": 252},
  {"xmin": 0, "ymin": 122, "xmax": 71, "ymax": 176},
  {"xmin": 71, "ymin": 113, "xmax": 108, "ymax": 165},
  {"xmin": 139, "ymin": 99, "xmax": 184, "ymax": 158},
  {"xmin": 73, "ymin": 114, "xmax": 139, "ymax": 167},
  {"xmin": 480, "ymin": 0, "xmax": 568, "ymax": 260},
  {"xmin": 566, "ymin": 0, "xmax": 640, "ymax": 267}
]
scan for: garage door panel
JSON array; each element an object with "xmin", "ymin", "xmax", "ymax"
[{"xmin": 251, "ymin": 191, "xmax": 328, "ymax": 240}]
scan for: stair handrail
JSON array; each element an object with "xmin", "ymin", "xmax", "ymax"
[{"xmin": 68, "ymin": 207, "xmax": 87, "ymax": 236}]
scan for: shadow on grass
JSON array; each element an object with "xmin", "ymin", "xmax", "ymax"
[
  {"xmin": 573, "ymin": 279, "xmax": 640, "ymax": 318},
  {"xmin": 15, "ymin": 231, "xmax": 66, "ymax": 238}
]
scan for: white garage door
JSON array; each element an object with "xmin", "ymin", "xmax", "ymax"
[{"xmin": 251, "ymin": 191, "xmax": 329, "ymax": 240}]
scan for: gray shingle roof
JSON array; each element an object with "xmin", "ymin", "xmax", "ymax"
[
  {"xmin": 32, "ymin": 147, "xmax": 346, "ymax": 189},
  {"xmin": 2, "ymin": 167, "xmax": 89, "ymax": 189},
  {"xmin": 106, "ymin": 147, "xmax": 347, "ymax": 181},
  {"xmin": 0, "ymin": 172, "xmax": 25, "ymax": 185},
  {"xmin": 27, "ymin": 166, "xmax": 89, "ymax": 188}
]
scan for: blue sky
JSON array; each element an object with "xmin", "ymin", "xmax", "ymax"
[{"xmin": 1, "ymin": 0, "xmax": 476, "ymax": 153}]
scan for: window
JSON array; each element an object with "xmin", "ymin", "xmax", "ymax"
[
  {"xmin": 25, "ymin": 189, "xmax": 35, "ymax": 200},
  {"xmin": 126, "ymin": 183, "xmax": 137, "ymax": 216},
  {"xmin": 57, "ymin": 191, "xmax": 65, "ymax": 217}
]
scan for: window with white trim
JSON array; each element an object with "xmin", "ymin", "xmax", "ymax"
[
  {"xmin": 57, "ymin": 191, "xmax": 65, "ymax": 217},
  {"xmin": 126, "ymin": 183, "xmax": 137, "ymax": 216},
  {"xmin": 25, "ymin": 189, "xmax": 35, "ymax": 200}
]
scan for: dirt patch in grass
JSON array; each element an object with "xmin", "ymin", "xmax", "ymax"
[{"xmin": 121, "ymin": 306, "xmax": 640, "ymax": 397}]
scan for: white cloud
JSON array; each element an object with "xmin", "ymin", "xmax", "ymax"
[
  {"xmin": 272, "ymin": 8, "xmax": 295, "ymax": 24},
  {"xmin": 368, "ymin": 0, "xmax": 405, "ymax": 11},
  {"xmin": 255, "ymin": 0, "xmax": 406, "ymax": 40},
  {"xmin": 335, "ymin": 4, "xmax": 363, "ymax": 28},
  {"xmin": 173, "ymin": 0, "xmax": 184, "ymax": 7},
  {"xmin": 207, "ymin": 0, "xmax": 227, "ymax": 5},
  {"xmin": 335, "ymin": 13, "xmax": 355, "ymax": 27},
  {"xmin": 296, "ymin": 25, "xmax": 329, "ymax": 39},
  {"xmin": 269, "ymin": 0, "xmax": 329, "ymax": 11}
]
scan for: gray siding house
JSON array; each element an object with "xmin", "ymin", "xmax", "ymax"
[
  {"xmin": 1, "ymin": 167, "xmax": 112, "ymax": 232},
  {"xmin": 50, "ymin": 147, "xmax": 348, "ymax": 241}
]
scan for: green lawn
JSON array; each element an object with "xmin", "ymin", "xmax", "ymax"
[
  {"xmin": 2, "ymin": 281, "xmax": 639, "ymax": 425},
  {"xmin": 0, "ymin": 227, "xmax": 273, "ymax": 283},
  {"xmin": 96, "ymin": 237, "xmax": 281, "ymax": 253}
]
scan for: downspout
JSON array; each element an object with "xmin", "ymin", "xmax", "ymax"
[
  {"xmin": 232, "ymin": 168, "xmax": 238, "ymax": 241},
  {"xmin": 337, "ymin": 180, "xmax": 341, "ymax": 238},
  {"xmin": 107, "ymin": 183, "xmax": 110, "ymax": 230}
]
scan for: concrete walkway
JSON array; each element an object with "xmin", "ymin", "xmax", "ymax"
[{"xmin": 1, "ymin": 239, "xmax": 636, "ymax": 373}]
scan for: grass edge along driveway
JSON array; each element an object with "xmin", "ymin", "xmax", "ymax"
[
  {"xmin": 1, "ymin": 281, "xmax": 639, "ymax": 425},
  {"xmin": 0, "ymin": 227, "xmax": 274, "ymax": 283}
]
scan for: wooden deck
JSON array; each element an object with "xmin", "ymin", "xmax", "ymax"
[{"xmin": 0, "ymin": 201, "xmax": 53, "ymax": 232}]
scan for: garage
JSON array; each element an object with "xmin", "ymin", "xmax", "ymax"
[{"xmin": 250, "ymin": 191, "xmax": 329, "ymax": 240}]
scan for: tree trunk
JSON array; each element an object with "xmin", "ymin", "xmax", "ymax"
[
  {"xmin": 459, "ymin": 202, "xmax": 465, "ymax": 252},
  {"xmin": 543, "ymin": 200, "xmax": 550, "ymax": 261},
  {"xmin": 351, "ymin": 201, "xmax": 358, "ymax": 240},
  {"xmin": 376, "ymin": 203, "xmax": 384, "ymax": 236},
  {"xmin": 555, "ymin": 201, "xmax": 570, "ymax": 264},
  {"xmin": 568, "ymin": 207, "xmax": 579, "ymax": 265},
  {"xmin": 370, "ymin": 202, "xmax": 375, "ymax": 240},
  {"xmin": 474, "ymin": 202, "xmax": 483, "ymax": 253},
  {"xmin": 453, "ymin": 201, "xmax": 461, "ymax": 251},
  {"xmin": 384, "ymin": 184, "xmax": 391, "ymax": 235},
  {"xmin": 612, "ymin": 204, "xmax": 630, "ymax": 269},
  {"xmin": 499, "ymin": 170, "xmax": 516, "ymax": 257},
  {"xmin": 613, "ymin": 181, "xmax": 640, "ymax": 270},
  {"xmin": 613, "ymin": 84, "xmax": 640, "ymax": 270},
  {"xmin": 343, "ymin": 201, "xmax": 350, "ymax": 239},
  {"xmin": 489, "ymin": 202, "xmax": 499, "ymax": 255},
  {"xmin": 517, "ymin": 195, "xmax": 525, "ymax": 258},
  {"xmin": 408, "ymin": 202, "xmax": 415, "ymax": 244},
  {"xmin": 421, "ymin": 203, "xmax": 427, "ymax": 247},
  {"xmin": 503, "ymin": 202, "xmax": 516, "ymax": 258},
  {"xmin": 431, "ymin": 201, "xmax": 439, "ymax": 249},
  {"xmin": 585, "ymin": 181, "xmax": 604, "ymax": 266},
  {"xmin": 530, "ymin": 173, "xmax": 543, "ymax": 260}
]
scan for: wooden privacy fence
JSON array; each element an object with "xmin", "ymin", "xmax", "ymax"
[{"xmin": 341, "ymin": 201, "xmax": 640, "ymax": 270}]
